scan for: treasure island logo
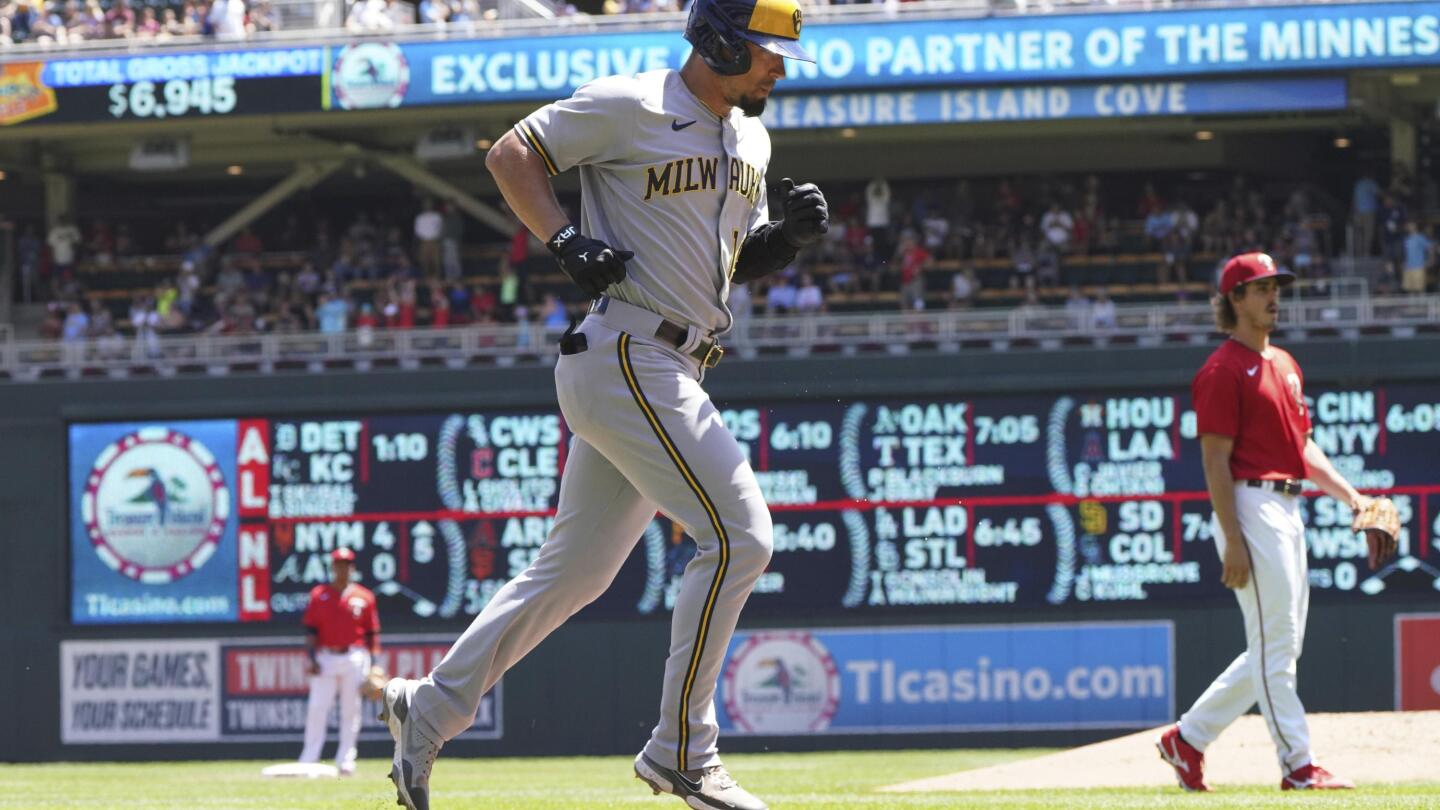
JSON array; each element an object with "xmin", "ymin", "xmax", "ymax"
[
  {"xmin": 332, "ymin": 43, "xmax": 410, "ymax": 111},
  {"xmin": 722, "ymin": 631, "xmax": 839, "ymax": 734},
  {"xmin": 82, "ymin": 428, "xmax": 229, "ymax": 583}
]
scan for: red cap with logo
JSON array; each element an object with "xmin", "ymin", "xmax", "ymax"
[
  {"xmin": 1219, "ymin": 252, "xmax": 1295, "ymax": 295},
  {"xmin": 331, "ymin": 548, "xmax": 356, "ymax": 563}
]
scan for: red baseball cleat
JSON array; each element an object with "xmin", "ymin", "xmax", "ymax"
[
  {"xmin": 1281, "ymin": 763, "xmax": 1354, "ymax": 790},
  {"xmin": 1156, "ymin": 725, "xmax": 1211, "ymax": 792}
]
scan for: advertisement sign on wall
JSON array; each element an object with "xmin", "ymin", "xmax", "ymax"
[
  {"xmin": 1394, "ymin": 613, "xmax": 1440, "ymax": 711},
  {"xmin": 10, "ymin": 2, "xmax": 1432, "ymax": 125},
  {"xmin": 716, "ymin": 622, "xmax": 1174, "ymax": 735},
  {"xmin": 70, "ymin": 421, "xmax": 241, "ymax": 624},
  {"xmin": 60, "ymin": 635, "xmax": 501, "ymax": 745}
]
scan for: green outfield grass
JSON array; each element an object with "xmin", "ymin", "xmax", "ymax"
[{"xmin": 2, "ymin": 751, "xmax": 1437, "ymax": 809}]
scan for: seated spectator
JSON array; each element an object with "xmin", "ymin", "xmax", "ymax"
[
  {"xmin": 429, "ymin": 286, "xmax": 451, "ymax": 327},
  {"xmin": 447, "ymin": 282, "xmax": 472, "ymax": 322},
  {"xmin": 347, "ymin": 0, "xmax": 394, "ymax": 31},
  {"xmin": 921, "ymin": 206, "xmax": 950, "ymax": 256},
  {"xmin": 1201, "ymin": 200, "xmax": 1231, "ymax": 255},
  {"xmin": 949, "ymin": 265, "xmax": 978, "ymax": 309},
  {"xmin": 231, "ymin": 227, "xmax": 263, "ymax": 254},
  {"xmin": 135, "ymin": 6, "xmax": 160, "ymax": 37},
  {"xmin": 161, "ymin": 6, "xmax": 187, "ymax": 36},
  {"xmin": 419, "ymin": 0, "xmax": 449, "ymax": 24},
  {"xmin": 1092, "ymin": 287, "xmax": 1117, "ymax": 330},
  {"xmin": 95, "ymin": 320, "xmax": 127, "ymax": 360},
  {"xmin": 1144, "ymin": 207, "xmax": 1173, "ymax": 251},
  {"xmin": 249, "ymin": 0, "xmax": 280, "ymax": 32},
  {"xmin": 105, "ymin": 0, "xmax": 135, "ymax": 37},
  {"xmin": 316, "ymin": 290, "xmax": 350, "ymax": 334},
  {"xmin": 129, "ymin": 293, "xmax": 161, "ymax": 358},
  {"xmin": 894, "ymin": 233, "xmax": 932, "ymax": 310},
  {"xmin": 269, "ymin": 302, "xmax": 305, "ymax": 333},
  {"xmin": 1010, "ymin": 236, "xmax": 1037, "ymax": 291},
  {"xmin": 295, "ymin": 262, "xmax": 322, "ymax": 296},
  {"xmin": 74, "ymin": 0, "xmax": 106, "ymax": 40},
  {"xmin": 215, "ymin": 257, "xmax": 245, "ymax": 296},
  {"xmin": 794, "ymin": 273, "xmax": 824, "ymax": 314},
  {"xmin": 242, "ymin": 259, "xmax": 271, "ymax": 296},
  {"xmin": 1136, "ymin": 182, "xmax": 1165, "ymax": 218},
  {"xmin": 39, "ymin": 303, "xmax": 64, "ymax": 340},
  {"xmin": 61, "ymin": 301, "xmax": 89, "ymax": 342},
  {"xmin": 86, "ymin": 299, "xmax": 113, "ymax": 339},
  {"xmin": 541, "ymin": 293, "xmax": 568, "ymax": 330},
  {"xmin": 1063, "ymin": 285, "xmax": 1090, "ymax": 328},
  {"xmin": 1040, "ymin": 201, "xmax": 1074, "ymax": 255},
  {"xmin": 1014, "ymin": 287, "xmax": 1043, "ymax": 317},
  {"xmin": 6, "ymin": 0, "xmax": 35, "ymax": 43},
  {"xmin": 764, "ymin": 275, "xmax": 797, "ymax": 315}
]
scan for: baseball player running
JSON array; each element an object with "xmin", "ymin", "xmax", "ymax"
[
  {"xmin": 1156, "ymin": 253, "xmax": 1396, "ymax": 791},
  {"xmin": 299, "ymin": 548, "xmax": 379, "ymax": 776},
  {"xmin": 379, "ymin": 1, "xmax": 827, "ymax": 808}
]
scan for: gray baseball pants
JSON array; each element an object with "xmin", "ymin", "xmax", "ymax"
[{"xmin": 409, "ymin": 299, "xmax": 773, "ymax": 772}]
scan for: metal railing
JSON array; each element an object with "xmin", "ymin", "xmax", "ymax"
[{"xmin": 3, "ymin": 287, "xmax": 1435, "ymax": 381}]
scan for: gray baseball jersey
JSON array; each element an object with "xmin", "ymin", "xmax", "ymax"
[
  {"xmin": 515, "ymin": 69, "xmax": 772, "ymax": 335},
  {"xmin": 406, "ymin": 67, "xmax": 780, "ymax": 781}
]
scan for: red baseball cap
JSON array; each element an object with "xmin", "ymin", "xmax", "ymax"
[
  {"xmin": 331, "ymin": 548, "xmax": 356, "ymax": 563},
  {"xmin": 1219, "ymin": 252, "xmax": 1295, "ymax": 295}
]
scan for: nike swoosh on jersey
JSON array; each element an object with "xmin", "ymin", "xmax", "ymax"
[
  {"xmin": 671, "ymin": 119, "xmax": 697, "ymax": 131},
  {"xmin": 1247, "ymin": 366, "xmax": 1259, "ymax": 376}
]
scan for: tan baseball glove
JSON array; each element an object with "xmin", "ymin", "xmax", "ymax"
[
  {"xmin": 1352, "ymin": 496, "xmax": 1400, "ymax": 569},
  {"xmin": 361, "ymin": 665, "xmax": 388, "ymax": 701}
]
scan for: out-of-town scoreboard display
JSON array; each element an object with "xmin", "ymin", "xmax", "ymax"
[{"xmin": 68, "ymin": 384, "xmax": 1440, "ymax": 626}]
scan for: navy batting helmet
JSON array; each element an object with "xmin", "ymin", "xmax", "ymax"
[{"xmin": 685, "ymin": 0, "xmax": 814, "ymax": 77}]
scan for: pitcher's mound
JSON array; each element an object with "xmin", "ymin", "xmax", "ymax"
[{"xmin": 881, "ymin": 711, "xmax": 1440, "ymax": 792}]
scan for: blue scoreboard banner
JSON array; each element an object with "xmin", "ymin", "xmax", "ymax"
[
  {"xmin": 5, "ymin": 1, "xmax": 1430, "ymax": 125},
  {"xmin": 716, "ymin": 622, "xmax": 1174, "ymax": 735},
  {"xmin": 760, "ymin": 76, "xmax": 1348, "ymax": 130}
]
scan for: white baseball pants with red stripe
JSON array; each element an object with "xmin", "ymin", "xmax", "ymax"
[{"xmin": 1178, "ymin": 484, "xmax": 1313, "ymax": 773}]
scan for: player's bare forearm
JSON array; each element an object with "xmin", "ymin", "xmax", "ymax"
[
  {"xmin": 1199, "ymin": 435, "xmax": 1243, "ymax": 540},
  {"xmin": 485, "ymin": 130, "xmax": 571, "ymax": 244},
  {"xmin": 1303, "ymin": 438, "xmax": 1362, "ymax": 507}
]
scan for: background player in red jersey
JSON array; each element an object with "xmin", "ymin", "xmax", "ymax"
[
  {"xmin": 298, "ymin": 548, "xmax": 379, "ymax": 776},
  {"xmin": 1155, "ymin": 252, "xmax": 1393, "ymax": 792}
]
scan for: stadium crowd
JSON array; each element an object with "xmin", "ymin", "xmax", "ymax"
[
  {"xmin": 0, "ymin": 0, "xmax": 1201, "ymax": 47},
  {"xmin": 16, "ymin": 165, "xmax": 1435, "ymax": 353}
]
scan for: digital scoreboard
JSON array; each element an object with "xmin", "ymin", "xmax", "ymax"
[{"xmin": 68, "ymin": 384, "xmax": 1440, "ymax": 625}]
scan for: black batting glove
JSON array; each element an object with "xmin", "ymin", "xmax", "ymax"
[
  {"xmin": 546, "ymin": 225, "xmax": 633, "ymax": 298},
  {"xmin": 778, "ymin": 178, "xmax": 829, "ymax": 249}
]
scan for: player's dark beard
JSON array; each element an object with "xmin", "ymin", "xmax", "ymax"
[{"xmin": 737, "ymin": 95, "xmax": 767, "ymax": 117}]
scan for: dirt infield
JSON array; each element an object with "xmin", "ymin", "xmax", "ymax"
[{"xmin": 881, "ymin": 711, "xmax": 1440, "ymax": 791}]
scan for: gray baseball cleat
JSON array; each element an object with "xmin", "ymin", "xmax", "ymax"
[
  {"xmin": 378, "ymin": 678, "xmax": 442, "ymax": 810},
  {"xmin": 634, "ymin": 751, "xmax": 768, "ymax": 810}
]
